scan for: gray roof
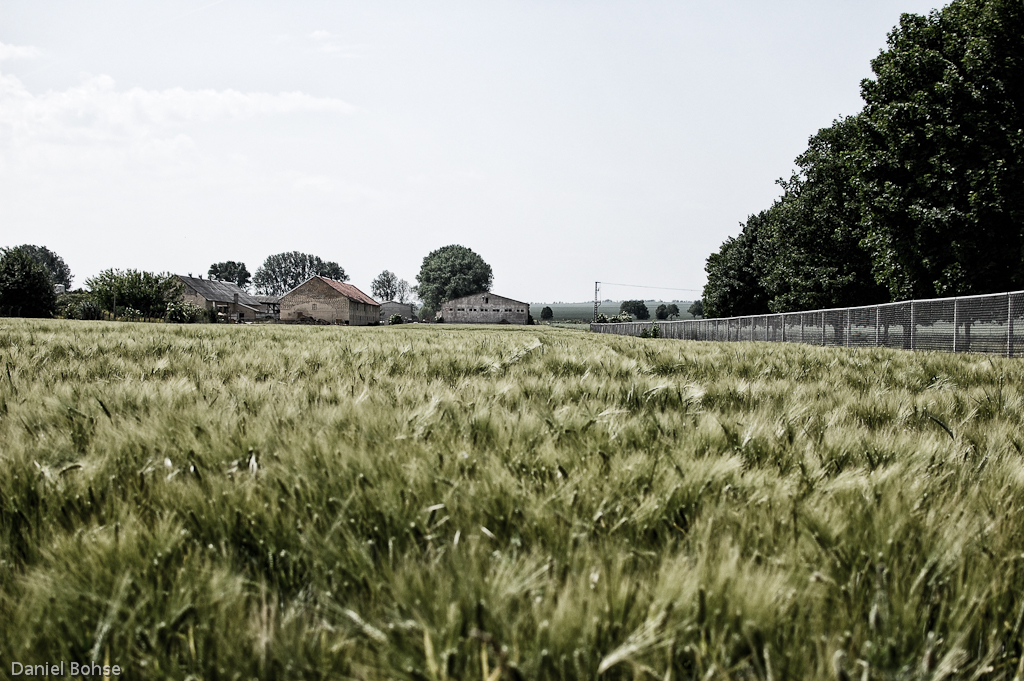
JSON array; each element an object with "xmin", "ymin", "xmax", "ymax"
[
  {"xmin": 177, "ymin": 276, "xmax": 262, "ymax": 307},
  {"xmin": 255, "ymin": 295, "xmax": 281, "ymax": 304}
]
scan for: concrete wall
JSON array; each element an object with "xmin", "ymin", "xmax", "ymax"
[
  {"xmin": 440, "ymin": 293, "xmax": 529, "ymax": 324},
  {"xmin": 380, "ymin": 302, "xmax": 416, "ymax": 321},
  {"xmin": 280, "ymin": 278, "xmax": 379, "ymax": 325}
]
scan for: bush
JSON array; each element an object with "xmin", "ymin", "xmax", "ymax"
[
  {"xmin": 595, "ymin": 313, "xmax": 609, "ymax": 323},
  {"xmin": 166, "ymin": 301, "xmax": 206, "ymax": 324},
  {"xmin": 650, "ymin": 323, "xmax": 661, "ymax": 338},
  {"xmin": 388, "ymin": 314, "xmax": 404, "ymax": 325},
  {"xmin": 655, "ymin": 304, "xmax": 668, "ymax": 320},
  {"xmin": 541, "ymin": 306, "xmax": 553, "ymax": 320}
]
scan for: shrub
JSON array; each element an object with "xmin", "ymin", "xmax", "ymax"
[
  {"xmin": 650, "ymin": 322, "xmax": 661, "ymax": 338},
  {"xmin": 595, "ymin": 313, "xmax": 609, "ymax": 323},
  {"xmin": 166, "ymin": 301, "xmax": 206, "ymax": 324},
  {"xmin": 541, "ymin": 306, "xmax": 553, "ymax": 320},
  {"xmin": 388, "ymin": 314, "xmax": 404, "ymax": 325}
]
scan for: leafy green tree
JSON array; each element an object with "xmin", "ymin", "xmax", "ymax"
[
  {"xmin": 0, "ymin": 248, "xmax": 57, "ymax": 317},
  {"xmin": 541, "ymin": 306, "xmax": 553, "ymax": 320},
  {"xmin": 371, "ymin": 270, "xmax": 399, "ymax": 301},
  {"xmin": 858, "ymin": 0, "xmax": 1024, "ymax": 298},
  {"xmin": 702, "ymin": 215, "xmax": 770, "ymax": 318},
  {"xmin": 685, "ymin": 301, "xmax": 702, "ymax": 318},
  {"xmin": 619, "ymin": 300, "xmax": 650, "ymax": 320},
  {"xmin": 667, "ymin": 303, "xmax": 680, "ymax": 318},
  {"xmin": 415, "ymin": 245, "xmax": 493, "ymax": 311},
  {"xmin": 14, "ymin": 245, "xmax": 72, "ymax": 289},
  {"xmin": 253, "ymin": 252, "xmax": 348, "ymax": 295},
  {"xmin": 396, "ymin": 279, "xmax": 413, "ymax": 304},
  {"xmin": 208, "ymin": 261, "xmax": 251, "ymax": 290},
  {"xmin": 757, "ymin": 117, "xmax": 887, "ymax": 312},
  {"xmin": 655, "ymin": 304, "xmax": 668, "ymax": 320},
  {"xmin": 85, "ymin": 269, "xmax": 184, "ymax": 318}
]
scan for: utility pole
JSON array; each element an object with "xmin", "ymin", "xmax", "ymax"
[{"xmin": 593, "ymin": 282, "xmax": 600, "ymax": 322}]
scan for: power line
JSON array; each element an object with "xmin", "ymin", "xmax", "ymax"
[{"xmin": 599, "ymin": 281, "xmax": 702, "ymax": 292}]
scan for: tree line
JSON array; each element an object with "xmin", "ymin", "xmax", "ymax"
[
  {"xmin": 0, "ymin": 243, "xmax": 498, "ymax": 323},
  {"xmin": 702, "ymin": 0, "xmax": 1024, "ymax": 318}
]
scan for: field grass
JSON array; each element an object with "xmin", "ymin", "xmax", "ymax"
[{"xmin": 2, "ymin": 319, "xmax": 1024, "ymax": 680}]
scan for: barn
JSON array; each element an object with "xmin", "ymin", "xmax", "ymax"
[
  {"xmin": 380, "ymin": 301, "xmax": 417, "ymax": 323},
  {"xmin": 440, "ymin": 292, "xmax": 530, "ymax": 324},
  {"xmin": 176, "ymin": 275, "xmax": 262, "ymax": 322},
  {"xmin": 279, "ymin": 276, "xmax": 380, "ymax": 325}
]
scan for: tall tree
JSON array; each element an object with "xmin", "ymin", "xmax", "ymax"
[
  {"xmin": 702, "ymin": 213, "xmax": 771, "ymax": 318},
  {"xmin": 253, "ymin": 252, "xmax": 348, "ymax": 295},
  {"xmin": 396, "ymin": 279, "xmax": 413, "ymax": 304},
  {"xmin": 14, "ymin": 245, "xmax": 72, "ymax": 289},
  {"xmin": 858, "ymin": 0, "xmax": 1024, "ymax": 298},
  {"xmin": 415, "ymin": 245, "xmax": 493, "ymax": 311},
  {"xmin": 619, "ymin": 300, "xmax": 651, "ymax": 320},
  {"xmin": 757, "ymin": 117, "xmax": 888, "ymax": 312},
  {"xmin": 371, "ymin": 270, "xmax": 400, "ymax": 301},
  {"xmin": 208, "ymin": 261, "xmax": 251, "ymax": 290},
  {"xmin": 0, "ymin": 248, "xmax": 57, "ymax": 317}
]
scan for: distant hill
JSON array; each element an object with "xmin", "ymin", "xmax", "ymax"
[{"xmin": 532, "ymin": 300, "xmax": 695, "ymax": 322}]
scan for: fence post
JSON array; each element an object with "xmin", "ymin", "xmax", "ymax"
[
  {"xmin": 782, "ymin": 315, "xmax": 786, "ymax": 343},
  {"xmin": 1009, "ymin": 293, "xmax": 1015, "ymax": 358},
  {"xmin": 875, "ymin": 307, "xmax": 880, "ymax": 347},
  {"xmin": 845, "ymin": 309, "xmax": 851, "ymax": 347},
  {"xmin": 821, "ymin": 312, "xmax": 825, "ymax": 346},
  {"xmin": 953, "ymin": 298, "xmax": 959, "ymax": 353},
  {"xmin": 910, "ymin": 302, "xmax": 916, "ymax": 351},
  {"xmin": 800, "ymin": 316, "xmax": 804, "ymax": 344}
]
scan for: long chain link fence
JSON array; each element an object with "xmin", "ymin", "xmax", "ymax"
[{"xmin": 590, "ymin": 291, "xmax": 1024, "ymax": 357}]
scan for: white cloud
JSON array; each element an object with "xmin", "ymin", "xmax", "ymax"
[
  {"xmin": 307, "ymin": 30, "xmax": 363, "ymax": 56},
  {"xmin": 0, "ymin": 42, "xmax": 40, "ymax": 61},
  {"xmin": 0, "ymin": 68, "xmax": 354, "ymax": 172}
]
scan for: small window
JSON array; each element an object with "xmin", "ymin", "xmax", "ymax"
[
  {"xmin": 484, "ymin": 297, "xmax": 489, "ymax": 303},
  {"xmin": 312, "ymin": 303, "xmax": 318, "ymax": 310}
]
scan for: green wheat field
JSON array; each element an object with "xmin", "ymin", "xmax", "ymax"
[{"xmin": 2, "ymin": 319, "xmax": 1024, "ymax": 680}]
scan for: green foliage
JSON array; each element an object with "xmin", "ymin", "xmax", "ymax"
[
  {"xmin": 595, "ymin": 312, "xmax": 609, "ymax": 323},
  {"xmin": 0, "ymin": 248, "xmax": 57, "ymax": 317},
  {"xmin": 655, "ymin": 304, "xmax": 668, "ymax": 320},
  {"xmin": 84, "ymin": 269, "xmax": 183, "ymax": 319},
  {"xmin": 666, "ymin": 303, "xmax": 679, "ymax": 318},
  {"xmin": 686, "ymin": 301, "xmax": 701, "ymax": 318},
  {"xmin": 540, "ymin": 306, "xmax": 553, "ymax": 320},
  {"xmin": 388, "ymin": 313, "xmax": 404, "ymax": 325},
  {"xmin": 253, "ymin": 252, "xmax": 348, "ymax": 295},
  {"xmin": 859, "ymin": 0, "xmax": 1024, "ymax": 298},
  {"xmin": 165, "ymin": 301, "xmax": 207, "ymax": 324},
  {"xmin": 415, "ymin": 245, "xmax": 493, "ymax": 311},
  {"xmin": 3, "ymin": 321, "xmax": 1024, "ymax": 677},
  {"xmin": 703, "ymin": 0, "xmax": 1024, "ymax": 315},
  {"xmin": 619, "ymin": 300, "xmax": 650, "ymax": 320},
  {"xmin": 56, "ymin": 292, "xmax": 103, "ymax": 321},
  {"xmin": 371, "ymin": 270, "xmax": 399, "ymax": 301},
  {"xmin": 13, "ymin": 244, "xmax": 73, "ymax": 289},
  {"xmin": 207, "ymin": 261, "xmax": 251, "ymax": 290}
]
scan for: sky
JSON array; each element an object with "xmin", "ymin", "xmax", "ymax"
[{"xmin": 1, "ymin": 0, "xmax": 946, "ymax": 304}]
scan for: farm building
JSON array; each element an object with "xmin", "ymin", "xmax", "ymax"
[
  {"xmin": 255, "ymin": 295, "xmax": 281, "ymax": 320},
  {"xmin": 380, "ymin": 301, "xmax": 417, "ymax": 323},
  {"xmin": 279, "ymin": 276, "xmax": 380, "ymax": 325},
  {"xmin": 177, "ymin": 275, "xmax": 262, "ymax": 322},
  {"xmin": 441, "ymin": 292, "xmax": 530, "ymax": 324}
]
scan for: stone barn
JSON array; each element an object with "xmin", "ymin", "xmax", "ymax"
[
  {"xmin": 380, "ymin": 301, "xmax": 417, "ymax": 323},
  {"xmin": 440, "ymin": 292, "xmax": 530, "ymax": 324},
  {"xmin": 279, "ymin": 276, "xmax": 380, "ymax": 325},
  {"xmin": 176, "ymin": 275, "xmax": 262, "ymax": 322}
]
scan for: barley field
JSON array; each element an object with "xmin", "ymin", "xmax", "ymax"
[{"xmin": 2, "ymin": 319, "xmax": 1024, "ymax": 680}]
